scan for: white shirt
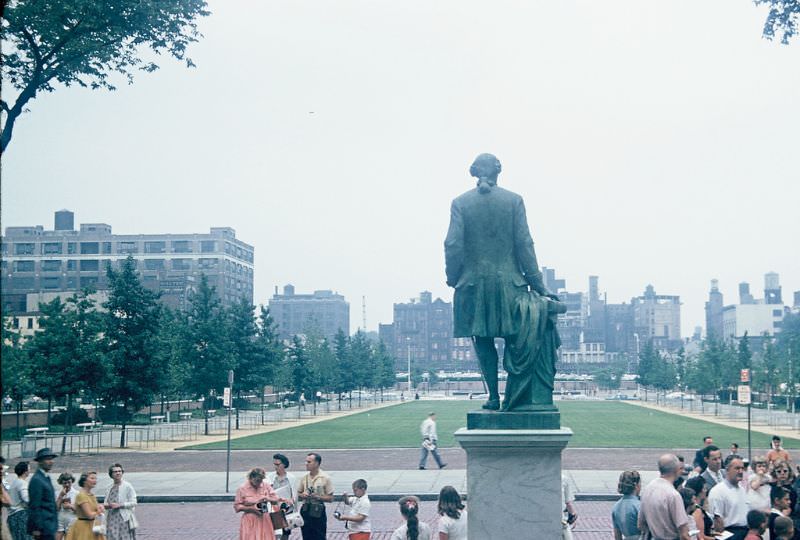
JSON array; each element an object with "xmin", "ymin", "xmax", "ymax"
[
  {"xmin": 391, "ymin": 522, "xmax": 432, "ymax": 540},
  {"xmin": 345, "ymin": 494, "xmax": 371, "ymax": 533},
  {"xmin": 9, "ymin": 477, "xmax": 29, "ymax": 514},
  {"xmin": 708, "ymin": 479, "xmax": 748, "ymax": 528},
  {"xmin": 421, "ymin": 417, "xmax": 437, "ymax": 441},
  {"xmin": 438, "ymin": 510, "xmax": 468, "ymax": 540}
]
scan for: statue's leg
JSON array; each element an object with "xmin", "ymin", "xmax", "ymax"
[{"xmin": 473, "ymin": 336, "xmax": 500, "ymax": 410}]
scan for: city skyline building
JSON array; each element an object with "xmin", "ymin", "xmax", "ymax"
[
  {"xmin": 1, "ymin": 210, "xmax": 254, "ymax": 313},
  {"xmin": 268, "ymin": 284, "xmax": 350, "ymax": 342}
]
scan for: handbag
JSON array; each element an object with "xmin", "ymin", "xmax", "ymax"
[
  {"xmin": 269, "ymin": 508, "xmax": 289, "ymax": 530},
  {"xmin": 92, "ymin": 513, "xmax": 107, "ymax": 536},
  {"xmin": 303, "ymin": 500, "xmax": 325, "ymax": 519},
  {"xmin": 285, "ymin": 511, "xmax": 304, "ymax": 528}
]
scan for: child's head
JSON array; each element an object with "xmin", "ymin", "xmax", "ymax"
[
  {"xmin": 746, "ymin": 509, "xmax": 767, "ymax": 533},
  {"xmin": 775, "ymin": 515, "xmax": 794, "ymax": 539},
  {"xmin": 352, "ymin": 478, "xmax": 367, "ymax": 495}
]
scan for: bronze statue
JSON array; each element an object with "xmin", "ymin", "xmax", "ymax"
[{"xmin": 445, "ymin": 153, "xmax": 566, "ymax": 412}]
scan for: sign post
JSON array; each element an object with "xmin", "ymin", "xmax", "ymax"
[
  {"xmin": 739, "ymin": 368, "xmax": 752, "ymax": 463},
  {"xmin": 225, "ymin": 370, "xmax": 234, "ymax": 493}
]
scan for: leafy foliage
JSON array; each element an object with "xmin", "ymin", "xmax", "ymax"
[
  {"xmin": 756, "ymin": 0, "xmax": 800, "ymax": 43},
  {"xmin": 0, "ymin": 0, "xmax": 209, "ymax": 151}
]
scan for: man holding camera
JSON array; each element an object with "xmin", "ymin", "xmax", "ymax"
[{"xmin": 298, "ymin": 453, "xmax": 334, "ymax": 540}]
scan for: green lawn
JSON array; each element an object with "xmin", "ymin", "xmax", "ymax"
[{"xmin": 181, "ymin": 400, "xmax": 800, "ymax": 450}]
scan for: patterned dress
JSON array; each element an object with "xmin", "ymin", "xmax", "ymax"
[{"xmin": 105, "ymin": 486, "xmax": 135, "ymax": 540}]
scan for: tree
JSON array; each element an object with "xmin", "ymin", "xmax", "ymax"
[
  {"xmin": 251, "ymin": 305, "xmax": 284, "ymax": 419},
  {"xmin": 775, "ymin": 312, "xmax": 800, "ymax": 411},
  {"xmin": 26, "ymin": 291, "xmax": 105, "ymax": 429},
  {"xmin": 373, "ymin": 341, "xmax": 397, "ymax": 397},
  {"xmin": 756, "ymin": 0, "xmax": 800, "ymax": 44},
  {"xmin": 636, "ymin": 340, "xmax": 659, "ymax": 389},
  {"xmin": 103, "ymin": 257, "xmax": 163, "ymax": 447},
  {"xmin": 754, "ymin": 335, "xmax": 782, "ymax": 406},
  {"xmin": 0, "ymin": 0, "xmax": 210, "ymax": 152},
  {"xmin": 1, "ymin": 316, "xmax": 34, "ymax": 438}
]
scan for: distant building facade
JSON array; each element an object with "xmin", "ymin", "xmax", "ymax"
[
  {"xmin": 268, "ymin": 284, "xmax": 350, "ymax": 342},
  {"xmin": 1, "ymin": 210, "xmax": 254, "ymax": 313},
  {"xmin": 706, "ymin": 273, "xmax": 788, "ymax": 343},
  {"xmin": 631, "ymin": 284, "xmax": 682, "ymax": 351},
  {"xmin": 705, "ymin": 279, "xmax": 724, "ymax": 338}
]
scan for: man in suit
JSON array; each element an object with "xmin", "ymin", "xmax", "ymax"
[
  {"xmin": 701, "ymin": 445, "xmax": 725, "ymax": 490},
  {"xmin": 28, "ymin": 447, "xmax": 58, "ymax": 540},
  {"xmin": 445, "ymin": 153, "xmax": 563, "ymax": 411}
]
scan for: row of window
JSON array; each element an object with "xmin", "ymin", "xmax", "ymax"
[
  {"xmin": 8, "ymin": 239, "xmax": 225, "ymax": 256},
  {"xmin": 6, "ymin": 258, "xmax": 225, "ymax": 273}
]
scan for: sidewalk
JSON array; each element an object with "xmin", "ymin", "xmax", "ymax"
[{"xmin": 88, "ymin": 468, "xmax": 655, "ymax": 501}]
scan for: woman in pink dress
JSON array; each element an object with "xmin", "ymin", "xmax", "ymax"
[{"xmin": 234, "ymin": 468, "xmax": 288, "ymax": 540}]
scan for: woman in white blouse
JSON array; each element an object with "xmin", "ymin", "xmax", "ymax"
[{"xmin": 436, "ymin": 486, "xmax": 467, "ymax": 540}]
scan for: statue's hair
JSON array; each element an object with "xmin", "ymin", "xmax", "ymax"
[{"xmin": 469, "ymin": 153, "xmax": 501, "ymax": 178}]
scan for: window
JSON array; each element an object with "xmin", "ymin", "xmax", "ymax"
[
  {"xmin": 13, "ymin": 261, "xmax": 35, "ymax": 272},
  {"xmin": 14, "ymin": 243, "xmax": 35, "ymax": 255},
  {"xmin": 81, "ymin": 276, "xmax": 99, "ymax": 289},
  {"xmin": 67, "ymin": 242, "xmax": 77, "ymax": 254},
  {"xmin": 102, "ymin": 242, "xmax": 112, "ymax": 254},
  {"xmin": 172, "ymin": 258, "xmax": 191, "ymax": 270},
  {"xmin": 144, "ymin": 259, "xmax": 165, "ymax": 270},
  {"xmin": 80, "ymin": 260, "xmax": 99, "ymax": 272},
  {"xmin": 42, "ymin": 276, "xmax": 61, "ymax": 289},
  {"xmin": 43, "ymin": 242, "xmax": 63, "ymax": 255},
  {"xmin": 13, "ymin": 277, "xmax": 35, "ymax": 289},
  {"xmin": 67, "ymin": 260, "xmax": 78, "ymax": 271},
  {"xmin": 66, "ymin": 277, "xmax": 78, "ymax": 289},
  {"xmin": 144, "ymin": 241, "xmax": 166, "ymax": 254},
  {"xmin": 773, "ymin": 309, "xmax": 783, "ymax": 317},
  {"xmin": 41, "ymin": 260, "xmax": 62, "ymax": 272},
  {"xmin": 27, "ymin": 319, "xmax": 33, "ymax": 329},
  {"xmin": 173, "ymin": 240, "xmax": 192, "ymax": 253},
  {"xmin": 118, "ymin": 241, "xmax": 138, "ymax": 254},
  {"xmin": 200, "ymin": 240, "xmax": 216, "ymax": 253},
  {"xmin": 199, "ymin": 258, "xmax": 218, "ymax": 269},
  {"xmin": 80, "ymin": 242, "xmax": 99, "ymax": 254}
]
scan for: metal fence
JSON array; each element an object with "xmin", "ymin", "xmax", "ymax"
[
  {"xmin": 2, "ymin": 394, "xmax": 399, "ymax": 459},
  {"xmin": 642, "ymin": 392, "xmax": 800, "ymax": 431}
]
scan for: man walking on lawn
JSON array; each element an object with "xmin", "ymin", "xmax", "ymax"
[{"xmin": 419, "ymin": 412, "xmax": 447, "ymax": 470}]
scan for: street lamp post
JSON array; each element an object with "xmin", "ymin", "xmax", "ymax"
[{"xmin": 407, "ymin": 339, "xmax": 412, "ymax": 393}]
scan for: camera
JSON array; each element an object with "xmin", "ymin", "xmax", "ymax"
[
  {"xmin": 333, "ymin": 511, "xmax": 342, "ymax": 519},
  {"xmin": 257, "ymin": 502, "xmax": 270, "ymax": 514}
]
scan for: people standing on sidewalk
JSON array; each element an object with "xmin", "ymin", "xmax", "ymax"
[
  {"xmin": 685, "ymin": 476, "xmax": 714, "ymax": 539},
  {"xmin": 2, "ymin": 456, "xmax": 13, "ymax": 540},
  {"xmin": 700, "ymin": 446, "xmax": 724, "ymax": 490},
  {"xmin": 562, "ymin": 475, "xmax": 578, "ymax": 540},
  {"xmin": 638, "ymin": 454, "xmax": 691, "ymax": 540},
  {"xmin": 437, "ymin": 486, "xmax": 466, "ymax": 540},
  {"xmin": 103, "ymin": 464, "xmax": 137, "ymax": 540},
  {"xmin": 65, "ymin": 472, "xmax": 104, "ymax": 540},
  {"xmin": 55, "ymin": 474, "xmax": 78, "ymax": 540},
  {"xmin": 335, "ymin": 479, "xmax": 371, "ymax": 540},
  {"xmin": 770, "ymin": 461, "xmax": 798, "ymax": 524},
  {"xmin": 8, "ymin": 461, "xmax": 31, "ymax": 540},
  {"xmin": 418, "ymin": 413, "xmax": 446, "ymax": 470},
  {"xmin": 267, "ymin": 454, "xmax": 295, "ymax": 538},
  {"xmin": 744, "ymin": 509, "xmax": 768, "ymax": 540},
  {"xmin": 297, "ymin": 453, "xmax": 333, "ymax": 540},
  {"xmin": 233, "ymin": 467, "xmax": 287, "ymax": 540},
  {"xmin": 27, "ymin": 448, "xmax": 58, "ymax": 540},
  {"xmin": 390, "ymin": 496, "xmax": 431, "ymax": 540},
  {"xmin": 773, "ymin": 515, "xmax": 796, "ymax": 540},
  {"xmin": 747, "ymin": 457, "xmax": 772, "ymax": 512},
  {"xmin": 611, "ymin": 470, "xmax": 641, "ymax": 540},
  {"xmin": 767, "ymin": 436, "xmax": 792, "ymax": 470},
  {"xmin": 693, "ymin": 437, "xmax": 714, "ymax": 473},
  {"xmin": 708, "ymin": 456, "xmax": 749, "ymax": 540}
]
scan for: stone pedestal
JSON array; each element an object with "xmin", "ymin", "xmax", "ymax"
[{"xmin": 455, "ymin": 426, "xmax": 572, "ymax": 539}]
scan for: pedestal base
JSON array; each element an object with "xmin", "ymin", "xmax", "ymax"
[{"xmin": 455, "ymin": 427, "xmax": 573, "ymax": 539}]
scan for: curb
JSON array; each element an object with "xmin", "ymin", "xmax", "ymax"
[{"xmin": 130, "ymin": 492, "xmax": 620, "ymax": 503}]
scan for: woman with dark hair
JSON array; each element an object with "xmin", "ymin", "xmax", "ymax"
[
  {"xmin": 678, "ymin": 487, "xmax": 699, "ymax": 539},
  {"xmin": 56, "ymin": 473, "xmax": 78, "ymax": 540},
  {"xmin": 7, "ymin": 461, "xmax": 30, "ymax": 540},
  {"xmin": 436, "ymin": 486, "xmax": 466, "ymax": 540},
  {"xmin": 65, "ymin": 472, "xmax": 105, "ymax": 540},
  {"xmin": 685, "ymin": 476, "xmax": 714, "ymax": 539},
  {"xmin": 267, "ymin": 454, "xmax": 295, "ymax": 538},
  {"xmin": 390, "ymin": 496, "xmax": 431, "ymax": 540},
  {"xmin": 234, "ymin": 467, "xmax": 288, "ymax": 540}
]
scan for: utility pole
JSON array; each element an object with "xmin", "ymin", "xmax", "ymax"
[{"xmin": 225, "ymin": 370, "xmax": 234, "ymax": 493}]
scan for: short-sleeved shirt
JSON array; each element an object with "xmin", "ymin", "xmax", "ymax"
[
  {"xmin": 438, "ymin": 510, "xmax": 468, "ymax": 540},
  {"xmin": 391, "ymin": 521, "xmax": 432, "ymax": 540},
  {"xmin": 612, "ymin": 494, "xmax": 641, "ymax": 537},
  {"xmin": 639, "ymin": 477, "xmax": 689, "ymax": 539},
  {"xmin": 297, "ymin": 470, "xmax": 334, "ymax": 498},
  {"xmin": 345, "ymin": 494, "xmax": 371, "ymax": 533},
  {"xmin": 708, "ymin": 479, "xmax": 748, "ymax": 528}
]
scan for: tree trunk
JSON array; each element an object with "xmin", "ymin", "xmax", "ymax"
[
  {"xmin": 16, "ymin": 402, "xmax": 21, "ymax": 440},
  {"xmin": 61, "ymin": 393, "xmax": 70, "ymax": 455},
  {"xmin": 47, "ymin": 396, "xmax": 52, "ymax": 426},
  {"xmin": 260, "ymin": 393, "xmax": 265, "ymax": 425},
  {"xmin": 120, "ymin": 420, "xmax": 127, "ymax": 448}
]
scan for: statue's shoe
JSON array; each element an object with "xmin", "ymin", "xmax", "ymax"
[{"xmin": 482, "ymin": 399, "xmax": 500, "ymax": 410}]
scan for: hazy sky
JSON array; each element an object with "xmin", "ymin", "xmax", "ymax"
[{"xmin": 2, "ymin": 0, "xmax": 798, "ymax": 337}]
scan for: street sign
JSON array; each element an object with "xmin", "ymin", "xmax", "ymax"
[
  {"xmin": 223, "ymin": 387, "xmax": 231, "ymax": 407},
  {"xmin": 740, "ymin": 369, "xmax": 750, "ymax": 383},
  {"xmin": 737, "ymin": 385, "xmax": 751, "ymax": 405}
]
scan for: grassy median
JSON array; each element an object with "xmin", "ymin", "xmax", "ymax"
[{"xmin": 180, "ymin": 400, "xmax": 800, "ymax": 450}]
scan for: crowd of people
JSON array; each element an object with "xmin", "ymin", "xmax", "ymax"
[
  {"xmin": 1, "ymin": 448, "xmax": 138, "ymax": 540},
  {"xmin": 612, "ymin": 435, "xmax": 799, "ymax": 540}
]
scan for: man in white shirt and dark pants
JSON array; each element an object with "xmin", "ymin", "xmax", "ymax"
[
  {"xmin": 419, "ymin": 412, "xmax": 447, "ymax": 470},
  {"xmin": 707, "ymin": 456, "xmax": 749, "ymax": 540}
]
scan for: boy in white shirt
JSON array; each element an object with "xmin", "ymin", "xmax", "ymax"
[{"xmin": 336, "ymin": 479, "xmax": 371, "ymax": 540}]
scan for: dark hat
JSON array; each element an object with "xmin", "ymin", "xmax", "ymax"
[{"xmin": 34, "ymin": 448, "xmax": 57, "ymax": 461}]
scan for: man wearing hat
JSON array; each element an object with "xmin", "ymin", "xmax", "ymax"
[{"xmin": 28, "ymin": 448, "xmax": 58, "ymax": 539}]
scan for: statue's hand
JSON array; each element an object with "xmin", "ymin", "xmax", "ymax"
[{"xmin": 545, "ymin": 293, "xmax": 560, "ymax": 302}]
